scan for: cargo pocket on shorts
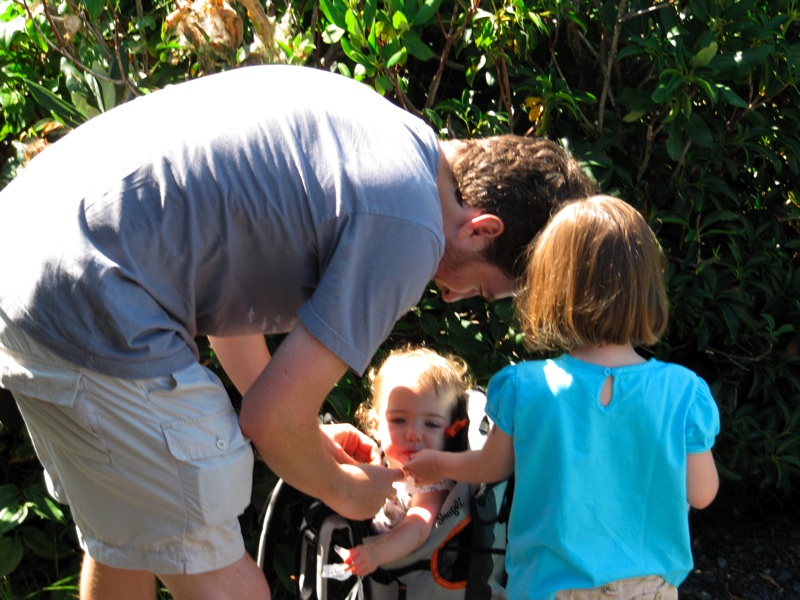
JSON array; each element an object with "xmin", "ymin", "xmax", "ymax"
[{"xmin": 162, "ymin": 409, "xmax": 254, "ymax": 527}]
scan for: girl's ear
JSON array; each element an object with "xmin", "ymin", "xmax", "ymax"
[{"xmin": 457, "ymin": 214, "xmax": 504, "ymax": 241}]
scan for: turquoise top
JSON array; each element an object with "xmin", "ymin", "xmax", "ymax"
[{"xmin": 487, "ymin": 355, "xmax": 720, "ymax": 599}]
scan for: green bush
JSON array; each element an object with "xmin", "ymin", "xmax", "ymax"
[
  {"xmin": 1, "ymin": 0, "xmax": 799, "ymax": 594},
  {"xmin": 0, "ymin": 398, "xmax": 80, "ymax": 593}
]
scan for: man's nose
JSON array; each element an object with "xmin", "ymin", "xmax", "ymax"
[{"xmin": 441, "ymin": 288, "xmax": 474, "ymax": 303}]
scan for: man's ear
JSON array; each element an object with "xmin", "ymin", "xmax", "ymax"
[{"xmin": 457, "ymin": 214, "xmax": 504, "ymax": 241}]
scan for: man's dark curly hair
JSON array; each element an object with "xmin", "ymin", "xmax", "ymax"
[{"xmin": 443, "ymin": 135, "xmax": 596, "ymax": 280}]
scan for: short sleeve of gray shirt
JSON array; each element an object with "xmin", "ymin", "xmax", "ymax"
[{"xmin": 0, "ymin": 66, "xmax": 444, "ymax": 377}]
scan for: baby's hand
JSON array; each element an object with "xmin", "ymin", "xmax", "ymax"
[
  {"xmin": 339, "ymin": 544, "xmax": 380, "ymax": 577},
  {"xmin": 404, "ymin": 449, "xmax": 444, "ymax": 484}
]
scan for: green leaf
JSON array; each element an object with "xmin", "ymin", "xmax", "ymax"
[
  {"xmin": 401, "ymin": 0, "xmax": 418, "ymax": 24},
  {"xmin": 622, "ymin": 109, "xmax": 649, "ymax": 123},
  {"xmin": 652, "ymin": 73, "xmax": 684, "ymax": 104},
  {"xmin": 688, "ymin": 0, "xmax": 709, "ymax": 22},
  {"xmin": 0, "ymin": 485, "xmax": 17, "ymax": 508},
  {"xmin": 693, "ymin": 77, "xmax": 717, "ymax": 103},
  {"xmin": 364, "ymin": 0, "xmax": 377, "ymax": 28},
  {"xmin": 25, "ymin": 484, "xmax": 65, "ymax": 523},
  {"xmin": 723, "ymin": 0, "xmax": 758, "ymax": 20},
  {"xmin": 0, "ymin": 536, "xmax": 24, "ymax": 577},
  {"xmin": 616, "ymin": 44, "xmax": 645, "ymax": 61},
  {"xmin": 620, "ymin": 88, "xmax": 655, "ymax": 113},
  {"xmin": 392, "ymin": 10, "xmax": 409, "ymax": 33},
  {"xmin": 375, "ymin": 74, "xmax": 393, "ymax": 95},
  {"xmin": 401, "ymin": 30, "xmax": 434, "ymax": 61},
  {"xmin": 91, "ymin": 60, "xmax": 117, "ymax": 112},
  {"xmin": 716, "ymin": 84, "xmax": 748, "ymax": 108},
  {"xmin": 411, "ymin": 0, "xmax": 442, "ymax": 26},
  {"xmin": 0, "ymin": 504, "xmax": 28, "ymax": 535},
  {"xmin": 0, "ymin": 11, "xmax": 27, "ymax": 47},
  {"xmin": 319, "ymin": 0, "xmax": 348, "ymax": 30},
  {"xmin": 709, "ymin": 45, "xmax": 772, "ymax": 79},
  {"xmin": 700, "ymin": 210, "xmax": 739, "ymax": 229},
  {"xmin": 340, "ymin": 36, "xmax": 370, "ymax": 66},
  {"xmin": 83, "ymin": 0, "xmax": 103, "ymax": 21},
  {"xmin": 20, "ymin": 526, "xmax": 72, "ymax": 559},
  {"xmin": 690, "ymin": 41, "xmax": 718, "ymax": 68},
  {"xmin": 345, "ymin": 9, "xmax": 365, "ymax": 41},
  {"xmin": 685, "ymin": 112, "xmax": 714, "ymax": 147},
  {"xmin": 335, "ymin": 62, "xmax": 352, "ymax": 78},
  {"xmin": 665, "ymin": 121, "xmax": 684, "ymax": 161},
  {"xmin": 322, "ymin": 23, "xmax": 345, "ymax": 44},
  {"xmin": 21, "ymin": 78, "xmax": 86, "ymax": 128},
  {"xmin": 386, "ymin": 46, "xmax": 407, "ymax": 68}
]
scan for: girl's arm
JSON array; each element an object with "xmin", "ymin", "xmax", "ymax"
[
  {"xmin": 405, "ymin": 426, "xmax": 514, "ymax": 485},
  {"xmin": 342, "ymin": 489, "xmax": 448, "ymax": 576},
  {"xmin": 687, "ymin": 450, "xmax": 719, "ymax": 509}
]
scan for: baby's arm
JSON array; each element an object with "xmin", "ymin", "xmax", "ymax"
[
  {"xmin": 342, "ymin": 489, "xmax": 447, "ymax": 576},
  {"xmin": 405, "ymin": 426, "xmax": 514, "ymax": 485},
  {"xmin": 687, "ymin": 450, "xmax": 719, "ymax": 509}
]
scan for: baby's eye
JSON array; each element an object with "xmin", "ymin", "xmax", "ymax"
[
  {"xmin": 425, "ymin": 421, "xmax": 443, "ymax": 429},
  {"xmin": 388, "ymin": 417, "xmax": 406, "ymax": 425}
]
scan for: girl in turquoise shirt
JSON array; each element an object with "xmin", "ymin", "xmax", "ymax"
[{"xmin": 406, "ymin": 195, "xmax": 720, "ymax": 599}]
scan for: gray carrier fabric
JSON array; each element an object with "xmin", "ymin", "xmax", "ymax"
[
  {"xmin": 366, "ymin": 479, "xmax": 510, "ymax": 600},
  {"xmin": 257, "ymin": 390, "xmax": 511, "ymax": 599}
]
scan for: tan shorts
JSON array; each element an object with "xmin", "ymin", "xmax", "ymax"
[
  {"xmin": 0, "ymin": 311, "xmax": 254, "ymax": 575},
  {"xmin": 555, "ymin": 575, "xmax": 678, "ymax": 599}
]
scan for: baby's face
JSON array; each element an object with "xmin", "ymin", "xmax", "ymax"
[{"xmin": 377, "ymin": 381, "xmax": 451, "ymax": 469}]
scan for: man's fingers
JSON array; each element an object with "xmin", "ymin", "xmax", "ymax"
[
  {"xmin": 319, "ymin": 427, "xmax": 358, "ymax": 465},
  {"xmin": 332, "ymin": 443, "xmax": 358, "ymax": 465},
  {"xmin": 321, "ymin": 423, "xmax": 379, "ymax": 464}
]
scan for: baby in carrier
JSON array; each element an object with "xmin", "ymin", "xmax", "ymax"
[{"xmin": 338, "ymin": 346, "xmax": 471, "ymax": 576}]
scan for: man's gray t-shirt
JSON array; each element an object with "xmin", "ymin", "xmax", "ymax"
[{"xmin": 0, "ymin": 66, "xmax": 444, "ymax": 377}]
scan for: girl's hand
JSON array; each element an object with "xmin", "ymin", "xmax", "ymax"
[
  {"xmin": 339, "ymin": 544, "xmax": 380, "ymax": 576},
  {"xmin": 403, "ymin": 449, "xmax": 444, "ymax": 484}
]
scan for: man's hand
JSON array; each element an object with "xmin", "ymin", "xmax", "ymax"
[
  {"xmin": 238, "ymin": 324, "xmax": 401, "ymax": 521},
  {"xmin": 328, "ymin": 463, "xmax": 403, "ymax": 521},
  {"xmin": 321, "ymin": 423, "xmax": 381, "ymax": 465},
  {"xmin": 403, "ymin": 449, "xmax": 445, "ymax": 485}
]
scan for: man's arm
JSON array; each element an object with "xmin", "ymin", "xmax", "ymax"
[
  {"xmin": 238, "ymin": 323, "xmax": 402, "ymax": 520},
  {"xmin": 211, "ymin": 334, "xmax": 379, "ymax": 466},
  {"xmin": 208, "ymin": 334, "xmax": 271, "ymax": 396}
]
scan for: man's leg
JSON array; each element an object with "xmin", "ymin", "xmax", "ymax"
[
  {"xmin": 1, "ymin": 315, "xmax": 261, "ymax": 595},
  {"xmin": 80, "ymin": 554, "xmax": 156, "ymax": 600},
  {"xmin": 80, "ymin": 552, "xmax": 270, "ymax": 600},
  {"xmin": 158, "ymin": 552, "xmax": 271, "ymax": 600}
]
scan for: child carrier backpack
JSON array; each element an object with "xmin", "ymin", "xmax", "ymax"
[{"xmin": 256, "ymin": 389, "xmax": 513, "ymax": 600}]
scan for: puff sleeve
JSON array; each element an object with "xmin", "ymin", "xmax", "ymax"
[
  {"xmin": 686, "ymin": 376, "xmax": 720, "ymax": 454},
  {"xmin": 485, "ymin": 364, "xmax": 518, "ymax": 437}
]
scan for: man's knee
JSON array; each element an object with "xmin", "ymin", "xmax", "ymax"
[
  {"xmin": 80, "ymin": 554, "xmax": 156, "ymax": 600},
  {"xmin": 157, "ymin": 552, "xmax": 271, "ymax": 600}
]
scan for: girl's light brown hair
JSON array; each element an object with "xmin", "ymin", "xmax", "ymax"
[
  {"xmin": 515, "ymin": 195, "xmax": 668, "ymax": 352},
  {"xmin": 356, "ymin": 346, "xmax": 473, "ymax": 451}
]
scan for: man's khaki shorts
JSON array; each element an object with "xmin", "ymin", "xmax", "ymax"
[{"xmin": 0, "ymin": 310, "xmax": 254, "ymax": 574}]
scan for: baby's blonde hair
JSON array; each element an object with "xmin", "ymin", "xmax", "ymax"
[
  {"xmin": 516, "ymin": 195, "xmax": 669, "ymax": 352},
  {"xmin": 357, "ymin": 346, "xmax": 473, "ymax": 445}
]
